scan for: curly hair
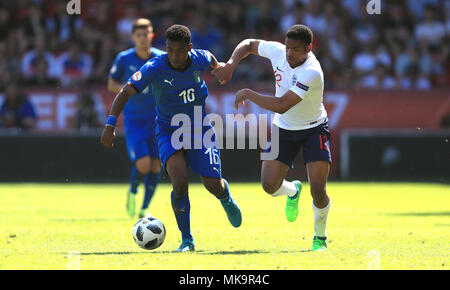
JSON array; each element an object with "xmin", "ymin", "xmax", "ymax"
[{"xmin": 165, "ymin": 24, "xmax": 191, "ymax": 45}]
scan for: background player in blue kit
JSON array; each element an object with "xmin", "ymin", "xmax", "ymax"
[
  {"xmin": 107, "ymin": 19, "xmax": 164, "ymax": 219},
  {"xmin": 101, "ymin": 24, "xmax": 242, "ymax": 252}
]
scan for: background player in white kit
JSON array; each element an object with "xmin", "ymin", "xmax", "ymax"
[{"xmin": 213, "ymin": 24, "xmax": 331, "ymax": 251}]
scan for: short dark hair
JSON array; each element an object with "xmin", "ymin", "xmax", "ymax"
[
  {"xmin": 132, "ymin": 18, "xmax": 153, "ymax": 33},
  {"xmin": 286, "ymin": 24, "xmax": 313, "ymax": 46},
  {"xmin": 165, "ymin": 24, "xmax": 191, "ymax": 45}
]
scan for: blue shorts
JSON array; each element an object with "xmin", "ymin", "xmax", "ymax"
[
  {"xmin": 124, "ymin": 115, "xmax": 159, "ymax": 162},
  {"xmin": 155, "ymin": 123, "xmax": 222, "ymax": 178},
  {"xmin": 265, "ymin": 119, "xmax": 332, "ymax": 167}
]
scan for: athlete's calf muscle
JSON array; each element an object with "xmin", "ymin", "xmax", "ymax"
[
  {"xmin": 201, "ymin": 176, "xmax": 225, "ymax": 198},
  {"xmin": 306, "ymin": 161, "xmax": 330, "ymax": 208},
  {"xmin": 166, "ymin": 151, "xmax": 189, "ymax": 195}
]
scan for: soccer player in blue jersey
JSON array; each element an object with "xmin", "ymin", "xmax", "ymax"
[
  {"xmin": 107, "ymin": 19, "xmax": 164, "ymax": 219},
  {"xmin": 101, "ymin": 24, "xmax": 242, "ymax": 252}
]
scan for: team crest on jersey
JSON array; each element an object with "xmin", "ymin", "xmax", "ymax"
[
  {"xmin": 194, "ymin": 71, "xmax": 202, "ymax": 83},
  {"xmin": 132, "ymin": 71, "xmax": 142, "ymax": 82},
  {"xmin": 292, "ymin": 75, "xmax": 298, "ymax": 86}
]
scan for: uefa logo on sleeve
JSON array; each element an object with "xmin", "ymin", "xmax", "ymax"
[{"xmin": 132, "ymin": 71, "xmax": 142, "ymax": 82}]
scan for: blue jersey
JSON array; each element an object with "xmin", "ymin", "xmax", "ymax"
[
  {"xmin": 110, "ymin": 47, "xmax": 164, "ymax": 119},
  {"xmin": 127, "ymin": 49, "xmax": 212, "ymax": 128}
]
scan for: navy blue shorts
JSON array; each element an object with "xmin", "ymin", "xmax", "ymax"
[
  {"xmin": 265, "ymin": 119, "xmax": 332, "ymax": 167},
  {"xmin": 124, "ymin": 115, "xmax": 159, "ymax": 162}
]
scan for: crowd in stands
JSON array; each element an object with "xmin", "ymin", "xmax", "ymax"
[
  {"xmin": 1, "ymin": 0, "xmax": 449, "ymax": 90},
  {"xmin": 0, "ymin": 0, "xmax": 449, "ymax": 130}
]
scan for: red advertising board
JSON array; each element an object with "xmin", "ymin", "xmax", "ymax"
[{"xmin": 1, "ymin": 88, "xmax": 448, "ymax": 174}]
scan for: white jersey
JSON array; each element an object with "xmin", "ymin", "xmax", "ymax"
[{"xmin": 258, "ymin": 40, "xmax": 327, "ymax": 130}]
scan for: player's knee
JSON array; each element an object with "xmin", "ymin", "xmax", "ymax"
[
  {"xmin": 135, "ymin": 157, "xmax": 151, "ymax": 175},
  {"xmin": 261, "ymin": 180, "xmax": 280, "ymax": 195}
]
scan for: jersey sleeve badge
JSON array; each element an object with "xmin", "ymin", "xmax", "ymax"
[
  {"xmin": 132, "ymin": 71, "xmax": 142, "ymax": 82},
  {"xmin": 295, "ymin": 81, "xmax": 309, "ymax": 91}
]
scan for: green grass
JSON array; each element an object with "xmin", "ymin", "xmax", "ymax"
[{"xmin": 0, "ymin": 182, "xmax": 448, "ymax": 270}]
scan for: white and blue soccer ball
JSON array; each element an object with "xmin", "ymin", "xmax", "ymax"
[{"xmin": 132, "ymin": 216, "xmax": 166, "ymax": 250}]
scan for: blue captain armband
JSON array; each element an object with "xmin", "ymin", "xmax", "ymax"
[{"xmin": 106, "ymin": 115, "xmax": 118, "ymax": 127}]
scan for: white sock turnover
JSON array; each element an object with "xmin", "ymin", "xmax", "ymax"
[
  {"xmin": 312, "ymin": 200, "xmax": 330, "ymax": 238},
  {"xmin": 270, "ymin": 180, "xmax": 297, "ymax": 197}
]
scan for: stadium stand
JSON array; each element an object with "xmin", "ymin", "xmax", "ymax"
[{"xmin": 0, "ymin": 0, "xmax": 448, "ymax": 93}]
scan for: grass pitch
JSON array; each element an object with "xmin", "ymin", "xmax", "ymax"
[{"xmin": 0, "ymin": 182, "xmax": 448, "ymax": 270}]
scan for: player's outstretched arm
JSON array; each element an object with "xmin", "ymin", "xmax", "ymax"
[
  {"xmin": 212, "ymin": 39, "xmax": 262, "ymax": 84},
  {"xmin": 208, "ymin": 53, "xmax": 226, "ymax": 81},
  {"xmin": 100, "ymin": 84, "xmax": 137, "ymax": 148},
  {"xmin": 208, "ymin": 53, "xmax": 221, "ymax": 70},
  {"xmin": 107, "ymin": 77, "xmax": 125, "ymax": 94},
  {"xmin": 235, "ymin": 88, "xmax": 302, "ymax": 114}
]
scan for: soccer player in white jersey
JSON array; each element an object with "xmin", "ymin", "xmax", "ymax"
[{"xmin": 213, "ymin": 25, "xmax": 331, "ymax": 251}]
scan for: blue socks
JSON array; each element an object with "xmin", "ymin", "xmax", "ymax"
[
  {"xmin": 129, "ymin": 166, "xmax": 145, "ymax": 194},
  {"xmin": 130, "ymin": 165, "xmax": 161, "ymax": 210},
  {"xmin": 142, "ymin": 171, "xmax": 162, "ymax": 210},
  {"xmin": 170, "ymin": 180, "xmax": 231, "ymax": 241},
  {"xmin": 171, "ymin": 191, "xmax": 193, "ymax": 241}
]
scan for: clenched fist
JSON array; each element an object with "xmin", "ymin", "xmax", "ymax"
[{"xmin": 100, "ymin": 125, "xmax": 116, "ymax": 148}]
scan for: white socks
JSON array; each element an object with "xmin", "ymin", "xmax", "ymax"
[
  {"xmin": 270, "ymin": 180, "xmax": 297, "ymax": 197},
  {"xmin": 270, "ymin": 181, "xmax": 330, "ymax": 239},
  {"xmin": 312, "ymin": 200, "xmax": 330, "ymax": 238}
]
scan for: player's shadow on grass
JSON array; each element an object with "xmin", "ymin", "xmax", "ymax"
[
  {"xmin": 69, "ymin": 250, "xmax": 256, "ymax": 256},
  {"xmin": 197, "ymin": 249, "xmax": 268, "ymax": 255},
  {"xmin": 61, "ymin": 249, "xmax": 311, "ymax": 256},
  {"xmin": 278, "ymin": 249, "xmax": 313, "ymax": 254},
  {"xmin": 73, "ymin": 250, "xmax": 175, "ymax": 256},
  {"xmin": 388, "ymin": 211, "xmax": 450, "ymax": 217},
  {"xmin": 197, "ymin": 249, "xmax": 311, "ymax": 255},
  {"xmin": 50, "ymin": 218, "xmax": 128, "ymax": 222}
]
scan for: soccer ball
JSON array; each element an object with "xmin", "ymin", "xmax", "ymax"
[{"xmin": 132, "ymin": 216, "xmax": 166, "ymax": 250}]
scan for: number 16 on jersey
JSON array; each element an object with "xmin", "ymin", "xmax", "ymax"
[
  {"xmin": 205, "ymin": 148, "xmax": 220, "ymax": 165},
  {"xmin": 179, "ymin": 88, "xmax": 195, "ymax": 104}
]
